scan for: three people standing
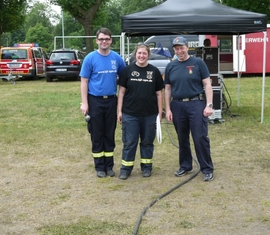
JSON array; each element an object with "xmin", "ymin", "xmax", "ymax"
[{"xmin": 80, "ymin": 30, "xmax": 214, "ymax": 182}]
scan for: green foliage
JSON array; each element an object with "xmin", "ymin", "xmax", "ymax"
[
  {"xmin": 223, "ymin": 0, "xmax": 270, "ymax": 20},
  {"xmin": 52, "ymin": 0, "xmax": 107, "ymax": 53},
  {"xmin": 50, "ymin": 0, "xmax": 165, "ymax": 52},
  {"xmin": 0, "ymin": 0, "xmax": 27, "ymax": 36},
  {"xmin": 0, "ymin": 32, "xmax": 13, "ymax": 47},
  {"xmin": 120, "ymin": 0, "xmax": 164, "ymax": 15},
  {"xmin": 54, "ymin": 0, "xmax": 100, "ymax": 18},
  {"xmin": 25, "ymin": 23, "xmax": 53, "ymax": 49},
  {"xmin": 24, "ymin": 2, "xmax": 54, "ymax": 32},
  {"xmin": 10, "ymin": 28, "xmax": 26, "ymax": 45},
  {"xmin": 53, "ymin": 12, "xmax": 85, "ymax": 50},
  {"xmin": 101, "ymin": 0, "xmax": 123, "ymax": 35},
  {"xmin": 66, "ymin": 30, "xmax": 85, "ymax": 50}
]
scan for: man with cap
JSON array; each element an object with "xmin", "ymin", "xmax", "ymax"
[{"xmin": 164, "ymin": 36, "xmax": 214, "ymax": 181}]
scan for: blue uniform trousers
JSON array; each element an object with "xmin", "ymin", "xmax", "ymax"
[
  {"xmin": 87, "ymin": 95, "xmax": 117, "ymax": 172},
  {"xmin": 120, "ymin": 113, "xmax": 156, "ymax": 174},
  {"xmin": 170, "ymin": 99, "xmax": 214, "ymax": 174}
]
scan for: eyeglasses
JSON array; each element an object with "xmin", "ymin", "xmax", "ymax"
[
  {"xmin": 97, "ymin": 38, "xmax": 111, "ymax": 42},
  {"xmin": 137, "ymin": 42, "xmax": 149, "ymax": 47}
]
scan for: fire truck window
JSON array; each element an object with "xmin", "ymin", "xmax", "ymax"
[
  {"xmin": 2, "ymin": 53, "xmax": 12, "ymax": 59},
  {"xmin": 17, "ymin": 50, "xmax": 27, "ymax": 59},
  {"xmin": 34, "ymin": 50, "xmax": 41, "ymax": 58},
  {"xmin": 2, "ymin": 50, "xmax": 20, "ymax": 59}
]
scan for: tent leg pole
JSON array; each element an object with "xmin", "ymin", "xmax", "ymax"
[
  {"xmin": 261, "ymin": 31, "xmax": 267, "ymax": 123},
  {"xmin": 237, "ymin": 34, "xmax": 240, "ymax": 106}
]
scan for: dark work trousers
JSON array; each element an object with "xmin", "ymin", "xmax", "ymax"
[
  {"xmin": 170, "ymin": 99, "xmax": 214, "ymax": 174},
  {"xmin": 120, "ymin": 113, "xmax": 156, "ymax": 174},
  {"xmin": 87, "ymin": 95, "xmax": 117, "ymax": 172}
]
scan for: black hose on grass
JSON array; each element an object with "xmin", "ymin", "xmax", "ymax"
[{"xmin": 132, "ymin": 118, "xmax": 201, "ymax": 235}]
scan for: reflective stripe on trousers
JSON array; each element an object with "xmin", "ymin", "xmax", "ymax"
[{"xmin": 92, "ymin": 151, "xmax": 114, "ymax": 158}]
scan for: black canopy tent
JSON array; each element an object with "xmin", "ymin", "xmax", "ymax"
[
  {"xmin": 121, "ymin": 0, "xmax": 268, "ymax": 122},
  {"xmin": 121, "ymin": 0, "xmax": 267, "ymax": 36}
]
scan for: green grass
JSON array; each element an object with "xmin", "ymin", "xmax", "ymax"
[
  {"xmin": 38, "ymin": 219, "xmax": 136, "ymax": 235},
  {"xmin": 1, "ymin": 77, "xmax": 270, "ymax": 235},
  {"xmin": 222, "ymin": 76, "xmax": 270, "ymax": 123}
]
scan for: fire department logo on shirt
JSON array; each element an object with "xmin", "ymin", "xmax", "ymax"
[
  {"xmin": 111, "ymin": 60, "xmax": 116, "ymax": 69},
  {"xmin": 146, "ymin": 71, "xmax": 153, "ymax": 79},
  {"xmin": 187, "ymin": 66, "xmax": 194, "ymax": 74}
]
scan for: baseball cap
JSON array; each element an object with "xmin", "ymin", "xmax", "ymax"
[{"xmin": 172, "ymin": 36, "xmax": 188, "ymax": 47}]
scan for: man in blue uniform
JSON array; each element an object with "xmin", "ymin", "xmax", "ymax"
[
  {"xmin": 80, "ymin": 28, "xmax": 126, "ymax": 178},
  {"xmin": 164, "ymin": 36, "xmax": 214, "ymax": 181}
]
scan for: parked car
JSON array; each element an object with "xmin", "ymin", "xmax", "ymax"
[
  {"xmin": 125, "ymin": 48, "xmax": 171, "ymax": 76},
  {"xmin": 148, "ymin": 53, "xmax": 171, "ymax": 76},
  {"xmin": 144, "ymin": 35, "xmax": 199, "ymax": 57},
  {"xmin": 45, "ymin": 49, "xmax": 85, "ymax": 82}
]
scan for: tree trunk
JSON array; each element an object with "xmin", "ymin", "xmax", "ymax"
[{"xmin": 82, "ymin": 21, "xmax": 94, "ymax": 54}]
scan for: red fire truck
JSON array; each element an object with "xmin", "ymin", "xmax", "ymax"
[{"xmin": 0, "ymin": 43, "xmax": 48, "ymax": 80}]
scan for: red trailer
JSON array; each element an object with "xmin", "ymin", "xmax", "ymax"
[
  {"xmin": 205, "ymin": 25, "xmax": 270, "ymax": 75},
  {"xmin": 244, "ymin": 30, "xmax": 270, "ymax": 74}
]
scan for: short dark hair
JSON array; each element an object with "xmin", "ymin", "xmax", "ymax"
[
  {"xmin": 204, "ymin": 38, "xmax": 211, "ymax": 46},
  {"xmin": 96, "ymin": 28, "xmax": 112, "ymax": 38}
]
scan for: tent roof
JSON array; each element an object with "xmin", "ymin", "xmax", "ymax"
[{"xmin": 121, "ymin": 0, "xmax": 267, "ymax": 36}]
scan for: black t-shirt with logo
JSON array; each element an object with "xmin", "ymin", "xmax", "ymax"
[{"xmin": 119, "ymin": 62, "xmax": 164, "ymax": 116}]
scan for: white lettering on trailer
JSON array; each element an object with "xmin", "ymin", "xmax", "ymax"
[
  {"xmin": 188, "ymin": 41, "xmax": 200, "ymax": 48},
  {"xmin": 246, "ymin": 37, "xmax": 269, "ymax": 43}
]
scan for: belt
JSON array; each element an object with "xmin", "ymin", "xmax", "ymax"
[
  {"xmin": 90, "ymin": 94, "xmax": 116, "ymax": 99},
  {"xmin": 173, "ymin": 94, "xmax": 204, "ymax": 102}
]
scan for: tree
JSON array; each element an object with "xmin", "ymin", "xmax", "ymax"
[
  {"xmin": 101, "ymin": 0, "xmax": 122, "ymax": 35},
  {"xmin": 54, "ymin": 12, "xmax": 84, "ymax": 50},
  {"xmin": 51, "ymin": 0, "xmax": 108, "ymax": 53},
  {"xmin": 120, "ymin": 0, "xmax": 164, "ymax": 15},
  {"xmin": 10, "ymin": 27, "xmax": 26, "ymax": 45},
  {"xmin": 25, "ymin": 23, "xmax": 53, "ymax": 49},
  {"xmin": 47, "ymin": 0, "xmax": 166, "ymax": 53},
  {"xmin": 100, "ymin": 0, "xmax": 165, "ymax": 53},
  {"xmin": 0, "ymin": 32, "xmax": 10, "ymax": 47},
  {"xmin": 24, "ymin": 2, "xmax": 54, "ymax": 32},
  {"xmin": 0, "ymin": 0, "xmax": 27, "ymax": 37},
  {"xmin": 222, "ymin": 0, "xmax": 270, "ymax": 22},
  {"xmin": 115, "ymin": 0, "xmax": 165, "ymax": 49}
]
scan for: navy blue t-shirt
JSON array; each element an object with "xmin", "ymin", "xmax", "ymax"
[{"xmin": 164, "ymin": 56, "xmax": 210, "ymax": 99}]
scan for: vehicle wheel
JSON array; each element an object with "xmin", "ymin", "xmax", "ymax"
[
  {"xmin": 46, "ymin": 76, "xmax": 53, "ymax": 82},
  {"xmin": 2, "ymin": 78, "xmax": 8, "ymax": 82}
]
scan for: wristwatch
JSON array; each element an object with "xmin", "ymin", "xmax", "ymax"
[{"xmin": 207, "ymin": 103, "xmax": 213, "ymax": 108}]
